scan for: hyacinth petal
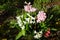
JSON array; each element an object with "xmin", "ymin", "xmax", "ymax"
[
  {"xmin": 24, "ymin": 5, "xmax": 32, "ymax": 12},
  {"xmin": 45, "ymin": 33, "xmax": 49, "ymax": 37},
  {"xmin": 47, "ymin": 31, "xmax": 50, "ymax": 34},
  {"xmin": 44, "ymin": 30, "xmax": 50, "ymax": 38},
  {"xmin": 30, "ymin": 7, "xmax": 36, "ymax": 12},
  {"xmin": 44, "ymin": 13, "xmax": 46, "ymax": 15},
  {"xmin": 34, "ymin": 30, "xmax": 37, "ymax": 34},
  {"xmin": 28, "ymin": 2, "xmax": 31, "ymax": 5}
]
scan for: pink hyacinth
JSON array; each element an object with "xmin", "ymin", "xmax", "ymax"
[
  {"xmin": 44, "ymin": 30, "xmax": 50, "ymax": 37},
  {"xmin": 37, "ymin": 11, "xmax": 47, "ymax": 23},
  {"xmin": 24, "ymin": 2, "xmax": 36, "ymax": 12}
]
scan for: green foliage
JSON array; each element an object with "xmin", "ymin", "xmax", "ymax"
[
  {"xmin": 52, "ymin": 5, "xmax": 60, "ymax": 14},
  {"xmin": 9, "ymin": 19, "xmax": 17, "ymax": 28},
  {"xmin": 33, "ymin": 0, "xmax": 50, "ymax": 10},
  {"xmin": 0, "ymin": 4, "xmax": 6, "ymax": 11}
]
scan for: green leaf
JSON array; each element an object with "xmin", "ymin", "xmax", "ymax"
[
  {"xmin": 9, "ymin": 19, "xmax": 17, "ymax": 28},
  {"xmin": 15, "ymin": 29, "xmax": 25, "ymax": 40},
  {"xmin": 15, "ymin": 31, "xmax": 22, "ymax": 40},
  {"xmin": 26, "ymin": 23, "xmax": 29, "ymax": 30},
  {"xmin": 40, "ymin": 22, "xmax": 46, "ymax": 27},
  {"xmin": 47, "ymin": 15, "xmax": 53, "ymax": 22},
  {"xmin": 23, "ymin": 13, "xmax": 27, "ymax": 19},
  {"xmin": 51, "ymin": 28, "xmax": 57, "ymax": 31},
  {"xmin": 50, "ymin": 15, "xmax": 53, "ymax": 20},
  {"xmin": 22, "ymin": 29, "xmax": 25, "ymax": 36}
]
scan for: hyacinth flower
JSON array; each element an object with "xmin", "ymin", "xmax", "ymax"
[
  {"xmin": 44, "ymin": 28, "xmax": 51, "ymax": 37},
  {"xmin": 37, "ymin": 11, "xmax": 47, "ymax": 23},
  {"xmin": 24, "ymin": 1, "xmax": 36, "ymax": 12},
  {"xmin": 34, "ymin": 30, "xmax": 43, "ymax": 39},
  {"xmin": 16, "ymin": 16, "xmax": 25, "ymax": 30}
]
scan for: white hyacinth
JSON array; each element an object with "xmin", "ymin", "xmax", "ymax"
[
  {"xmin": 34, "ymin": 30, "xmax": 43, "ymax": 39},
  {"xmin": 16, "ymin": 16, "xmax": 22, "ymax": 27},
  {"xmin": 16, "ymin": 13, "xmax": 35, "ymax": 30},
  {"xmin": 25, "ymin": 17, "xmax": 35, "ymax": 24},
  {"xmin": 16, "ymin": 16, "xmax": 25, "ymax": 30},
  {"xmin": 26, "ymin": 13, "xmax": 35, "ymax": 23}
]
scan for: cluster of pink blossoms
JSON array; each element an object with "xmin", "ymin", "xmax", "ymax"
[
  {"xmin": 24, "ymin": 2, "xmax": 47, "ymax": 23},
  {"xmin": 24, "ymin": 2, "xmax": 36, "ymax": 12},
  {"xmin": 37, "ymin": 11, "xmax": 47, "ymax": 23}
]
